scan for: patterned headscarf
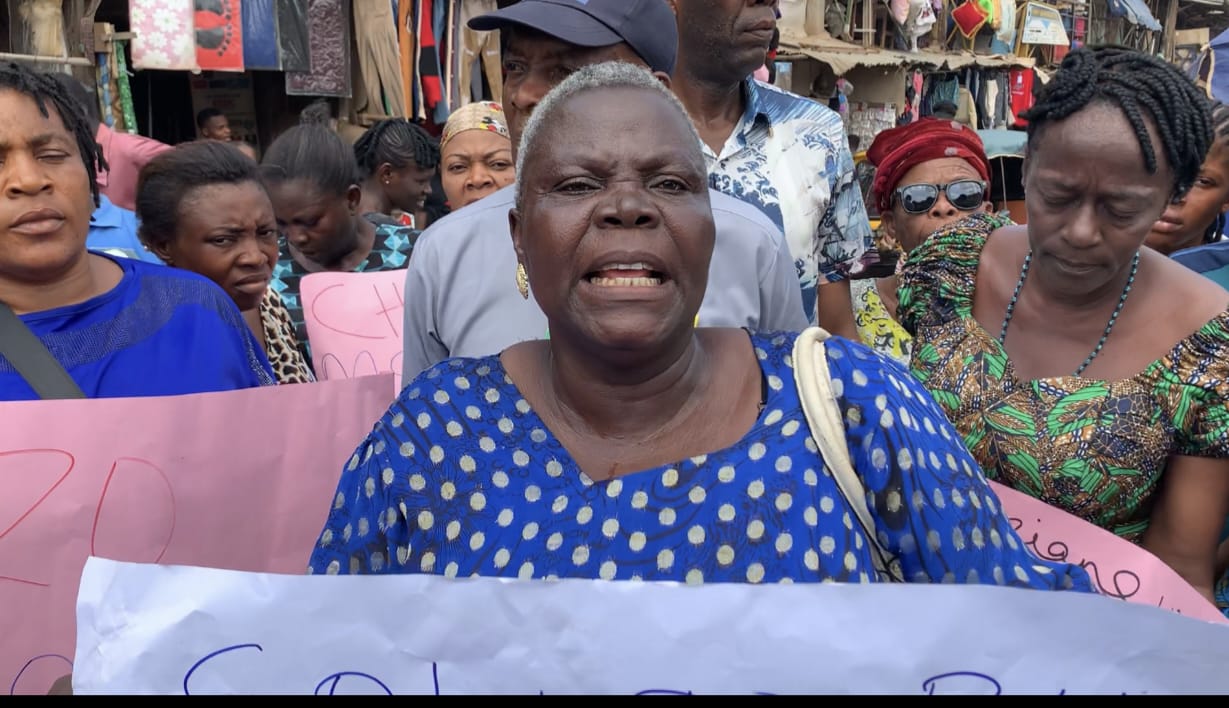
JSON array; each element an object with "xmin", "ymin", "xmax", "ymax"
[
  {"xmin": 867, "ymin": 118, "xmax": 991, "ymax": 214},
  {"xmin": 440, "ymin": 101, "xmax": 511, "ymax": 152}
]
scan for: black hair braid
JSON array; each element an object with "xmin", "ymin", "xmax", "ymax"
[
  {"xmin": 353, "ymin": 118, "xmax": 440, "ymax": 178},
  {"xmin": 0, "ymin": 63, "xmax": 107, "ymax": 206},
  {"xmin": 1020, "ymin": 46, "xmax": 1213, "ymax": 200},
  {"xmin": 1211, "ymin": 100, "xmax": 1229, "ymax": 142},
  {"xmin": 352, "ymin": 119, "xmax": 392, "ymax": 176}
]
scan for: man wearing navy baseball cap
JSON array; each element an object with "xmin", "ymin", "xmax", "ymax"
[
  {"xmin": 399, "ymin": 0, "xmax": 808, "ymax": 382},
  {"xmin": 468, "ymin": 0, "xmax": 679, "ymax": 154}
]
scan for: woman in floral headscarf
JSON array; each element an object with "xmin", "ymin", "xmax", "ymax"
[
  {"xmin": 851, "ymin": 118, "xmax": 993, "ymax": 365},
  {"xmin": 438, "ymin": 101, "xmax": 514, "ymax": 211}
]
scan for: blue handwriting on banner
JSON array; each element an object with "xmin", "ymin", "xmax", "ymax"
[{"xmin": 182, "ymin": 643, "xmax": 1145, "ymax": 695}]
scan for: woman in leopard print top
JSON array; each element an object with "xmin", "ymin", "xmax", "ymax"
[{"xmin": 135, "ymin": 140, "xmax": 315, "ymax": 384}]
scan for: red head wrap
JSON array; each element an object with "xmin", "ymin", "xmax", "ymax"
[{"xmin": 867, "ymin": 118, "xmax": 991, "ymax": 214}]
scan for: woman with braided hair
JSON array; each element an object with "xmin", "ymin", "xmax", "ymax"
[
  {"xmin": 897, "ymin": 46, "xmax": 1229, "ymax": 613},
  {"xmin": 1148, "ymin": 99, "xmax": 1229, "ymax": 259},
  {"xmin": 353, "ymin": 118, "xmax": 440, "ymax": 228}
]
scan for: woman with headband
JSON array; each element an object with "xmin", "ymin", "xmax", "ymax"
[{"xmin": 439, "ymin": 101, "xmax": 515, "ymax": 211}]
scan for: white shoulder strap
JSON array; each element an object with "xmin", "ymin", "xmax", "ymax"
[{"xmin": 792, "ymin": 327, "xmax": 904, "ymax": 582}]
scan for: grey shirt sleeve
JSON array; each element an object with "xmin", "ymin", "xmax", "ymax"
[
  {"xmin": 760, "ymin": 220, "xmax": 809, "ymax": 332},
  {"xmin": 402, "ymin": 233, "xmax": 449, "ymax": 382}
]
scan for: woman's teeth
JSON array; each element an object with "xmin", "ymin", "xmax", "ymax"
[{"xmin": 589, "ymin": 276, "xmax": 663, "ymax": 287}]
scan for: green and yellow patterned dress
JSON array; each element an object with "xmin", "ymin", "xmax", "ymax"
[{"xmin": 897, "ymin": 213, "xmax": 1229, "ymax": 544}]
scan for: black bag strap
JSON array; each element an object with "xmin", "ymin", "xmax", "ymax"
[{"xmin": 0, "ymin": 302, "xmax": 85, "ymax": 399}]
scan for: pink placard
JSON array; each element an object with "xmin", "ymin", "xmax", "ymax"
[
  {"xmin": 0, "ymin": 376, "xmax": 392, "ymax": 695},
  {"xmin": 300, "ymin": 270, "xmax": 406, "ymax": 393},
  {"xmin": 130, "ymin": 0, "xmax": 198, "ymax": 71},
  {"xmin": 991, "ymin": 481, "xmax": 1227, "ymax": 624}
]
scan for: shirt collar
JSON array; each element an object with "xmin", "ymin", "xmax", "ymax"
[
  {"xmin": 732, "ymin": 78, "xmax": 773, "ymax": 148},
  {"xmin": 744, "ymin": 79, "xmax": 775, "ymax": 126},
  {"xmin": 90, "ymin": 194, "xmax": 124, "ymax": 228}
]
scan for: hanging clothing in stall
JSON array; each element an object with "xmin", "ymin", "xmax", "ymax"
[
  {"xmin": 194, "ymin": 0, "xmax": 245, "ymax": 72},
  {"xmin": 983, "ymin": 73, "xmax": 1001, "ymax": 129},
  {"xmin": 1009, "ymin": 67, "xmax": 1035, "ymax": 127},
  {"xmin": 458, "ymin": 0, "xmax": 502, "ymax": 106},
  {"xmin": 130, "ymin": 0, "xmax": 197, "ymax": 71},
  {"xmin": 431, "ymin": 0, "xmax": 452, "ymax": 125},
  {"xmin": 397, "ymin": 0, "xmax": 416, "ymax": 118},
  {"xmin": 286, "ymin": 0, "xmax": 351, "ymax": 97},
  {"xmin": 353, "ymin": 0, "xmax": 406, "ymax": 117},
  {"xmin": 277, "ymin": 0, "xmax": 311, "ymax": 72},
  {"xmin": 414, "ymin": 0, "xmax": 444, "ymax": 121},
  {"xmin": 242, "ymin": 0, "xmax": 281, "ymax": 70}
]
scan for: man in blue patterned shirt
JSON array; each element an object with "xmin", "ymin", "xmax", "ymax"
[{"xmin": 668, "ymin": 0, "xmax": 874, "ymax": 340}]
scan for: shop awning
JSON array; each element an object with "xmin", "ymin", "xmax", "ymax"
[
  {"xmin": 778, "ymin": 32, "xmax": 1035, "ymax": 75},
  {"xmin": 1106, "ymin": 0, "xmax": 1163, "ymax": 30}
]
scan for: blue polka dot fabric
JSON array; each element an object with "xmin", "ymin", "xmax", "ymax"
[{"xmin": 308, "ymin": 331, "xmax": 1093, "ymax": 593}]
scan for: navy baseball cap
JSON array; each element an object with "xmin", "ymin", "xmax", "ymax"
[{"xmin": 468, "ymin": 0, "xmax": 678, "ymax": 75}]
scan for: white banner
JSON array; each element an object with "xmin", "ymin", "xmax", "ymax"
[{"xmin": 74, "ymin": 557, "xmax": 1229, "ymax": 695}]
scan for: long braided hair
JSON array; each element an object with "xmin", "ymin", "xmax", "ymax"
[
  {"xmin": 2, "ymin": 64, "xmax": 107, "ymax": 207},
  {"xmin": 1020, "ymin": 45, "xmax": 1213, "ymax": 201},
  {"xmin": 352, "ymin": 119, "xmax": 440, "ymax": 179}
]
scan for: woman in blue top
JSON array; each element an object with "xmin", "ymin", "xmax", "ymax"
[
  {"xmin": 308, "ymin": 63, "xmax": 1092, "ymax": 592},
  {"xmin": 0, "ymin": 62, "xmax": 274, "ymax": 401}
]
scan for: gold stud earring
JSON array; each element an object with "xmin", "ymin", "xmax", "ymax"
[{"xmin": 516, "ymin": 263, "xmax": 529, "ymax": 300}]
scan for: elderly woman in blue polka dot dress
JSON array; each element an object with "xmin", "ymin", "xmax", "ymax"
[{"xmin": 307, "ymin": 63, "xmax": 1093, "ymax": 593}]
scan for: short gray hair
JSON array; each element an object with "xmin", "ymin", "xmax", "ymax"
[{"xmin": 514, "ymin": 61, "xmax": 704, "ymax": 205}]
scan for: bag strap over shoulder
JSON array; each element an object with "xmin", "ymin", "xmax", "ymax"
[
  {"xmin": 0, "ymin": 302, "xmax": 85, "ymax": 400},
  {"xmin": 792, "ymin": 326, "xmax": 904, "ymax": 582}
]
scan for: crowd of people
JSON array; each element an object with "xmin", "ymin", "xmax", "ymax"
[{"xmin": 7, "ymin": 3, "xmax": 1229, "ymax": 683}]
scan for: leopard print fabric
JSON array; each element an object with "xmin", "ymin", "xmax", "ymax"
[{"xmin": 260, "ymin": 289, "xmax": 315, "ymax": 384}]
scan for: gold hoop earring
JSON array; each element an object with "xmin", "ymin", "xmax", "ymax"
[{"xmin": 516, "ymin": 263, "xmax": 529, "ymax": 300}]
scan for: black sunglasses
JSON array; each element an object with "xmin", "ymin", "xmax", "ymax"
[{"xmin": 893, "ymin": 180, "xmax": 987, "ymax": 214}]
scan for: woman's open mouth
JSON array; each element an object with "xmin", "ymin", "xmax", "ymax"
[{"xmin": 586, "ymin": 262, "xmax": 667, "ymax": 287}]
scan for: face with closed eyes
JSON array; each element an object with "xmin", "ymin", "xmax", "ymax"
[
  {"xmin": 0, "ymin": 89, "xmax": 94, "ymax": 287},
  {"xmin": 1023, "ymin": 101, "xmax": 1174, "ymax": 301},
  {"xmin": 510, "ymin": 87, "xmax": 714, "ymax": 355}
]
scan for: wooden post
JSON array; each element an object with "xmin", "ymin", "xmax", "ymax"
[{"xmin": 1162, "ymin": 0, "xmax": 1179, "ymax": 61}]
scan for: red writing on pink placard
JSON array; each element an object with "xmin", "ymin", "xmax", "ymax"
[
  {"xmin": 991, "ymin": 481, "xmax": 1227, "ymax": 624},
  {"xmin": 300, "ymin": 271, "xmax": 406, "ymax": 395},
  {"xmin": 0, "ymin": 376, "xmax": 395, "ymax": 694}
]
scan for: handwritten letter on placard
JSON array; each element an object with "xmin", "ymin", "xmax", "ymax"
[
  {"xmin": 0, "ymin": 377, "xmax": 392, "ymax": 695},
  {"xmin": 300, "ymin": 270, "xmax": 406, "ymax": 393},
  {"xmin": 73, "ymin": 558, "xmax": 1229, "ymax": 695},
  {"xmin": 990, "ymin": 481, "xmax": 1225, "ymax": 623}
]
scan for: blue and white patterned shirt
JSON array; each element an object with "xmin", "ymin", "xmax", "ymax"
[{"xmin": 705, "ymin": 79, "xmax": 874, "ymax": 324}]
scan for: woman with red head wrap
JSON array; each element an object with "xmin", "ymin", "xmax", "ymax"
[{"xmin": 850, "ymin": 118, "xmax": 992, "ymax": 364}]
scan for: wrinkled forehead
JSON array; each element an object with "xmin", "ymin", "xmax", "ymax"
[{"xmin": 522, "ymin": 88, "xmax": 701, "ymax": 175}]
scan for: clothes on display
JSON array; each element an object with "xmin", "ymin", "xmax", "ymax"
[
  {"xmin": 395, "ymin": 0, "xmax": 504, "ymax": 123},
  {"xmin": 286, "ymin": 0, "xmax": 351, "ymax": 97},
  {"xmin": 130, "ymin": 0, "xmax": 197, "ymax": 71},
  {"xmin": 241, "ymin": 0, "xmax": 281, "ymax": 70},
  {"xmin": 458, "ymin": 0, "xmax": 502, "ymax": 105},
  {"xmin": 353, "ymin": 0, "xmax": 406, "ymax": 117},
  {"xmin": 276, "ymin": 0, "xmax": 311, "ymax": 72},
  {"xmin": 194, "ymin": 0, "xmax": 244, "ymax": 72},
  {"xmin": 910, "ymin": 68, "xmax": 1020, "ymax": 130}
]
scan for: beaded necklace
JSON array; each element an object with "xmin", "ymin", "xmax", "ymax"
[{"xmin": 998, "ymin": 251, "xmax": 1140, "ymax": 377}]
